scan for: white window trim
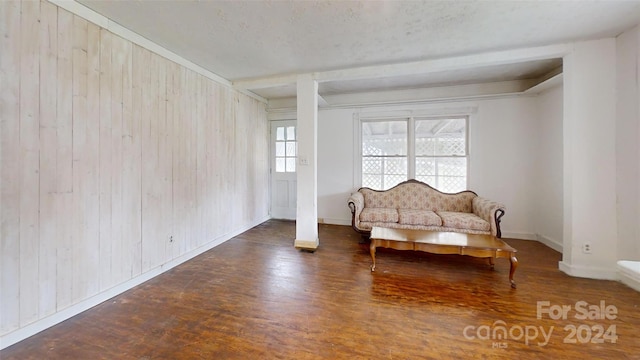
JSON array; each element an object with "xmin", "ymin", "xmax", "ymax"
[{"xmin": 354, "ymin": 107, "xmax": 476, "ymax": 190}]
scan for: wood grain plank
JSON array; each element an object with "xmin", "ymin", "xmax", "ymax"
[
  {"xmin": 196, "ymin": 74, "xmax": 206, "ymax": 247},
  {"xmin": 203, "ymin": 79, "xmax": 213, "ymax": 243},
  {"xmin": 110, "ymin": 33, "xmax": 124, "ymax": 285},
  {"xmin": 186, "ymin": 70, "xmax": 197, "ymax": 249},
  {"xmin": 164, "ymin": 60, "xmax": 176, "ymax": 262},
  {"xmin": 19, "ymin": 0, "xmax": 41, "ymax": 326},
  {"xmin": 157, "ymin": 57, "xmax": 169, "ymax": 264},
  {"xmin": 38, "ymin": 0, "xmax": 58, "ymax": 318},
  {"xmin": 71, "ymin": 13, "xmax": 88, "ymax": 303},
  {"xmin": 6, "ymin": 223, "xmax": 640, "ymax": 360},
  {"xmin": 223, "ymin": 87, "xmax": 235, "ymax": 235},
  {"xmin": 55, "ymin": 6, "xmax": 74, "ymax": 311},
  {"xmin": 84, "ymin": 21, "xmax": 101, "ymax": 297},
  {"xmin": 121, "ymin": 39, "xmax": 138, "ymax": 278},
  {"xmin": 179, "ymin": 66, "xmax": 189, "ymax": 256},
  {"xmin": 236, "ymin": 96, "xmax": 248, "ymax": 227},
  {"xmin": 171, "ymin": 63, "xmax": 186, "ymax": 260},
  {"xmin": 213, "ymin": 83, "xmax": 225, "ymax": 236},
  {"xmin": 0, "ymin": 0, "xmax": 22, "ymax": 334},
  {"xmin": 141, "ymin": 47, "xmax": 156, "ymax": 273},
  {"xmin": 208, "ymin": 81, "xmax": 220, "ymax": 240},
  {"xmin": 130, "ymin": 43, "xmax": 144, "ymax": 277},
  {"xmin": 98, "ymin": 28, "xmax": 112, "ymax": 291}
]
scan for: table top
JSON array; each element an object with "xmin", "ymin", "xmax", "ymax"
[{"xmin": 370, "ymin": 227, "xmax": 517, "ymax": 252}]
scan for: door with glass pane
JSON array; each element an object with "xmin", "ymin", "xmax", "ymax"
[{"xmin": 271, "ymin": 120, "xmax": 297, "ymax": 219}]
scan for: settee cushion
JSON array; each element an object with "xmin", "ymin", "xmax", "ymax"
[
  {"xmin": 398, "ymin": 209, "xmax": 442, "ymax": 226},
  {"xmin": 437, "ymin": 211, "xmax": 490, "ymax": 232},
  {"xmin": 360, "ymin": 208, "xmax": 398, "ymax": 223}
]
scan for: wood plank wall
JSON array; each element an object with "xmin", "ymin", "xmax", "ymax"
[{"xmin": 0, "ymin": 0, "xmax": 270, "ymax": 337}]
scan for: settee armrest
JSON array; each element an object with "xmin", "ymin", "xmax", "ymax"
[
  {"xmin": 347, "ymin": 192, "xmax": 365, "ymax": 233},
  {"xmin": 472, "ymin": 197, "xmax": 506, "ymax": 238}
]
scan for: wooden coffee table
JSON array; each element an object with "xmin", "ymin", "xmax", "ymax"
[{"xmin": 369, "ymin": 227, "xmax": 519, "ymax": 288}]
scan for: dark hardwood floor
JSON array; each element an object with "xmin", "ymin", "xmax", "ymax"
[{"xmin": 3, "ymin": 220, "xmax": 640, "ymax": 359}]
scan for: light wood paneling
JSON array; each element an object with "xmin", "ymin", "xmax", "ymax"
[
  {"xmin": 122, "ymin": 38, "xmax": 139, "ymax": 280},
  {"xmin": 55, "ymin": 6, "xmax": 74, "ymax": 311},
  {"xmin": 85, "ymin": 21, "xmax": 101, "ymax": 299},
  {"xmin": 98, "ymin": 28, "xmax": 112, "ymax": 291},
  {"xmin": 0, "ymin": 0, "xmax": 23, "ymax": 334},
  {"xmin": 38, "ymin": 0, "xmax": 58, "ymax": 318},
  {"xmin": 19, "ymin": 0, "xmax": 41, "ymax": 327},
  {"xmin": 1, "ymin": 0, "xmax": 269, "ymax": 342},
  {"xmin": 71, "ymin": 13, "xmax": 88, "ymax": 304}
]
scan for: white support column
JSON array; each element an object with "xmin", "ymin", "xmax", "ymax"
[
  {"xmin": 294, "ymin": 75, "xmax": 319, "ymax": 250},
  {"xmin": 560, "ymin": 39, "xmax": 618, "ymax": 280}
]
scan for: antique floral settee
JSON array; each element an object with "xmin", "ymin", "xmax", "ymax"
[{"xmin": 347, "ymin": 179, "xmax": 506, "ymax": 238}]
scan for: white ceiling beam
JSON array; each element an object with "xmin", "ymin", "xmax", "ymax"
[
  {"xmin": 321, "ymin": 80, "xmax": 536, "ymax": 108},
  {"xmin": 267, "ymin": 79, "xmax": 537, "ymax": 111},
  {"xmin": 316, "ymin": 43, "xmax": 570, "ymax": 83},
  {"xmin": 234, "ymin": 43, "xmax": 570, "ymax": 91}
]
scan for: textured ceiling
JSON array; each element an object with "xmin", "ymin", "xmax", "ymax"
[{"xmin": 77, "ymin": 0, "xmax": 640, "ymax": 99}]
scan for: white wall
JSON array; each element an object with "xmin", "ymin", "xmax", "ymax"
[
  {"xmin": 535, "ymin": 85, "xmax": 564, "ymax": 251},
  {"xmin": 317, "ymin": 108, "xmax": 357, "ymax": 225},
  {"xmin": 316, "ymin": 97, "xmax": 541, "ymax": 239},
  {"xmin": 0, "ymin": 0, "xmax": 269, "ymax": 348},
  {"xmin": 616, "ymin": 26, "xmax": 640, "ymax": 262},
  {"xmin": 560, "ymin": 38, "xmax": 618, "ymax": 279}
]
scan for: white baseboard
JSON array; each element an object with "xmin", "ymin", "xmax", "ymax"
[
  {"xmin": 536, "ymin": 234, "xmax": 563, "ymax": 253},
  {"xmin": 0, "ymin": 216, "xmax": 270, "ymax": 350},
  {"xmin": 558, "ymin": 261, "xmax": 618, "ymax": 280},
  {"xmin": 501, "ymin": 231, "xmax": 537, "ymax": 240},
  {"xmin": 319, "ymin": 217, "xmax": 351, "ymax": 226},
  {"xmin": 617, "ymin": 260, "xmax": 640, "ymax": 293}
]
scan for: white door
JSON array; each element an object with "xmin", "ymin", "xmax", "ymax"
[{"xmin": 271, "ymin": 120, "xmax": 297, "ymax": 219}]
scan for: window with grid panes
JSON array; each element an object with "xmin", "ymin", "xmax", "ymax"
[
  {"xmin": 361, "ymin": 117, "xmax": 467, "ymax": 192},
  {"xmin": 275, "ymin": 125, "xmax": 296, "ymax": 172},
  {"xmin": 361, "ymin": 120, "xmax": 408, "ymax": 190}
]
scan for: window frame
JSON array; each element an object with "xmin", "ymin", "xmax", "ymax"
[{"xmin": 356, "ymin": 113, "xmax": 470, "ymax": 192}]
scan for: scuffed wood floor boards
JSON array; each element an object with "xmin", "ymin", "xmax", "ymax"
[{"xmin": 2, "ymin": 220, "xmax": 639, "ymax": 359}]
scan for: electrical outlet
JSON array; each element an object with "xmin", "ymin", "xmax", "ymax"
[{"xmin": 582, "ymin": 243, "xmax": 592, "ymax": 254}]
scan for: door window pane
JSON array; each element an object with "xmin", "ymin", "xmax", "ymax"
[
  {"xmin": 275, "ymin": 125, "xmax": 297, "ymax": 173},
  {"xmin": 287, "ymin": 126, "xmax": 295, "ymax": 140},
  {"xmin": 276, "ymin": 127, "xmax": 285, "ymax": 141},
  {"xmin": 286, "ymin": 142, "xmax": 296, "ymax": 157}
]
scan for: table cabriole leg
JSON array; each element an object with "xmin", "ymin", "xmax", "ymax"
[
  {"xmin": 509, "ymin": 254, "xmax": 518, "ymax": 288},
  {"xmin": 370, "ymin": 240, "xmax": 377, "ymax": 272}
]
